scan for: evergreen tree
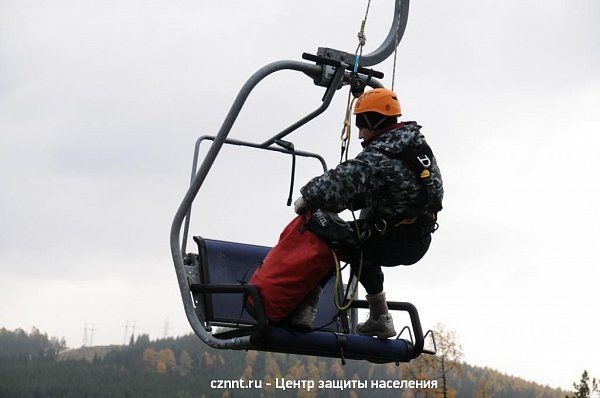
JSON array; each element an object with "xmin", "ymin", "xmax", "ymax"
[{"xmin": 567, "ymin": 370, "xmax": 591, "ymax": 398}]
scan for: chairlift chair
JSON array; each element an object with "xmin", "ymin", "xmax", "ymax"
[{"xmin": 170, "ymin": 0, "xmax": 436, "ymax": 364}]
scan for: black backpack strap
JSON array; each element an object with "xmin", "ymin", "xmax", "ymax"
[{"xmin": 379, "ymin": 141, "xmax": 443, "ymax": 216}]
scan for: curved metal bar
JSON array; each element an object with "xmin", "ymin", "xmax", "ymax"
[
  {"xmin": 180, "ymin": 135, "xmax": 330, "ymax": 254},
  {"xmin": 171, "ymin": 60, "xmax": 335, "ymax": 349},
  {"xmin": 422, "ymin": 329, "xmax": 437, "ymax": 355},
  {"xmin": 365, "ymin": 77, "xmax": 384, "ymax": 89},
  {"xmin": 359, "ymin": 0, "xmax": 410, "ymax": 67},
  {"xmin": 351, "ymin": 300, "xmax": 424, "ymax": 359},
  {"xmin": 317, "ymin": 0, "xmax": 410, "ymax": 69},
  {"xmin": 180, "ymin": 72, "xmax": 383, "ymax": 255},
  {"xmin": 260, "ymin": 65, "xmax": 345, "ymax": 147}
]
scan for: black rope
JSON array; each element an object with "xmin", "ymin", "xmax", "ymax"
[
  {"xmin": 334, "ymin": 333, "xmax": 347, "ymax": 365},
  {"xmin": 308, "ymin": 315, "xmax": 340, "ymax": 333},
  {"xmin": 234, "ymin": 265, "xmax": 255, "ymax": 328}
]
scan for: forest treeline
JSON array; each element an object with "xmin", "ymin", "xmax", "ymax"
[{"xmin": 0, "ymin": 326, "xmax": 578, "ymax": 398}]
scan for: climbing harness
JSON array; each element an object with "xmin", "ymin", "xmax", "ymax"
[{"xmin": 379, "ymin": 137, "xmax": 443, "ymax": 217}]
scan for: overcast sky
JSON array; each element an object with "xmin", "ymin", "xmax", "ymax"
[{"xmin": 1, "ymin": 0, "xmax": 599, "ymax": 390}]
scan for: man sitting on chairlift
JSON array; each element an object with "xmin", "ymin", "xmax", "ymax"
[{"xmin": 291, "ymin": 88, "xmax": 444, "ymax": 339}]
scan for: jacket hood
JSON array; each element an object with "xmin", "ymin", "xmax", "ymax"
[{"xmin": 366, "ymin": 121, "xmax": 422, "ymax": 154}]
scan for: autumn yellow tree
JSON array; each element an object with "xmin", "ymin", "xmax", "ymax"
[
  {"xmin": 283, "ymin": 360, "xmax": 316, "ymax": 398},
  {"xmin": 307, "ymin": 361, "xmax": 319, "ymax": 382},
  {"xmin": 142, "ymin": 348, "xmax": 157, "ymax": 371},
  {"xmin": 156, "ymin": 361, "xmax": 167, "ymax": 374},
  {"xmin": 241, "ymin": 364, "xmax": 253, "ymax": 380},
  {"xmin": 286, "ymin": 360, "xmax": 308, "ymax": 380},
  {"xmin": 201, "ymin": 351, "xmax": 214, "ymax": 368},
  {"xmin": 241, "ymin": 350, "xmax": 258, "ymax": 380},
  {"xmin": 404, "ymin": 356, "xmax": 434, "ymax": 397},
  {"xmin": 264, "ymin": 353, "xmax": 282, "ymax": 380},
  {"xmin": 179, "ymin": 350, "xmax": 193, "ymax": 375},
  {"xmin": 475, "ymin": 370, "xmax": 497, "ymax": 398},
  {"xmin": 329, "ymin": 360, "xmax": 344, "ymax": 379},
  {"xmin": 419, "ymin": 324, "xmax": 463, "ymax": 398},
  {"xmin": 155, "ymin": 348, "xmax": 176, "ymax": 373}
]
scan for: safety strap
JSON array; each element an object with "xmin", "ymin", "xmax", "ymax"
[
  {"xmin": 332, "ymin": 250, "xmax": 362, "ymax": 311},
  {"xmin": 339, "ymin": 0, "xmax": 373, "ymax": 164},
  {"xmin": 334, "ymin": 333, "xmax": 347, "ymax": 365},
  {"xmin": 354, "ymin": 0, "xmax": 372, "ymax": 73},
  {"xmin": 380, "ymin": 141, "xmax": 443, "ymax": 215}
]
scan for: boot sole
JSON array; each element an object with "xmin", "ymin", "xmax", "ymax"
[
  {"xmin": 289, "ymin": 323, "xmax": 312, "ymax": 332},
  {"xmin": 355, "ymin": 329, "xmax": 397, "ymax": 339},
  {"xmin": 375, "ymin": 330, "xmax": 397, "ymax": 339}
]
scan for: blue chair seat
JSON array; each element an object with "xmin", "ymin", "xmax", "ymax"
[{"xmin": 191, "ymin": 236, "xmax": 422, "ymax": 363}]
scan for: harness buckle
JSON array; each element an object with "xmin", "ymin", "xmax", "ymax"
[
  {"xmin": 373, "ymin": 218, "xmax": 387, "ymax": 234},
  {"xmin": 417, "ymin": 154, "xmax": 431, "ymax": 168}
]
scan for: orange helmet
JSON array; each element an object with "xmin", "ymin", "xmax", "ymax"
[{"xmin": 353, "ymin": 88, "xmax": 402, "ymax": 117}]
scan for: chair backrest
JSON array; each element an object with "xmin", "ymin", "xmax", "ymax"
[{"xmin": 194, "ymin": 237, "xmax": 345, "ymax": 332}]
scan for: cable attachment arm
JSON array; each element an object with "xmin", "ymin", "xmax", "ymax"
[
  {"xmin": 350, "ymin": 69, "xmax": 373, "ymax": 98},
  {"xmin": 302, "ymin": 53, "xmax": 383, "ymax": 88}
]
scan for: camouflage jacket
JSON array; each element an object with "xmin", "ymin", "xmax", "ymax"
[{"xmin": 300, "ymin": 122, "xmax": 443, "ymax": 220}]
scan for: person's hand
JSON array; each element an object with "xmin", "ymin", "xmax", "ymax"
[{"xmin": 294, "ymin": 196, "xmax": 309, "ymax": 215}]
